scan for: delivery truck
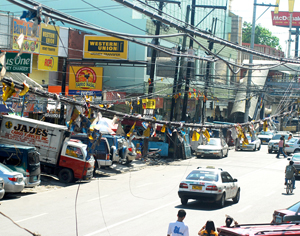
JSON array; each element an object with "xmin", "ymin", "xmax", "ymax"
[{"xmin": 0, "ymin": 115, "xmax": 95, "ymax": 183}]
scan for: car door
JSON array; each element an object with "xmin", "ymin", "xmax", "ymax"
[
  {"xmin": 221, "ymin": 139, "xmax": 227, "ymax": 155},
  {"xmin": 225, "ymin": 172, "xmax": 238, "ymax": 198},
  {"xmin": 221, "ymin": 172, "xmax": 232, "ymax": 199}
]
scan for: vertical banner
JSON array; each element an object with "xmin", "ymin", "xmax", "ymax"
[
  {"xmin": 69, "ymin": 66, "xmax": 103, "ymax": 96},
  {"xmin": 13, "ymin": 18, "xmax": 40, "ymax": 53},
  {"xmin": 39, "ymin": 23, "xmax": 59, "ymax": 56}
]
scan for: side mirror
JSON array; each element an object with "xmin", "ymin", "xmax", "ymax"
[
  {"xmin": 233, "ymin": 179, "xmax": 238, "ymax": 182},
  {"xmin": 287, "ymin": 158, "xmax": 291, "ymax": 161}
]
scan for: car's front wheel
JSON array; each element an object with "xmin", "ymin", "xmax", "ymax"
[
  {"xmin": 181, "ymin": 197, "xmax": 188, "ymax": 205},
  {"xmin": 232, "ymin": 189, "xmax": 240, "ymax": 203}
]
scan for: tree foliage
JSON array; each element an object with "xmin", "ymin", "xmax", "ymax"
[{"xmin": 242, "ymin": 21, "xmax": 282, "ymax": 50}]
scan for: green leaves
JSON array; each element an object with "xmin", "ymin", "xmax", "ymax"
[{"xmin": 242, "ymin": 21, "xmax": 282, "ymax": 50}]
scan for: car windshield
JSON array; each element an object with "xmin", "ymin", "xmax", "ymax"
[
  {"xmin": 272, "ymin": 134, "xmax": 289, "ymax": 140},
  {"xmin": 207, "ymin": 139, "xmax": 219, "ymax": 146},
  {"xmin": 186, "ymin": 170, "xmax": 218, "ymax": 182},
  {"xmin": 292, "ymin": 155, "xmax": 300, "ymax": 161},
  {"xmin": 287, "ymin": 201, "xmax": 300, "ymax": 212},
  {"xmin": 288, "ymin": 138, "xmax": 298, "ymax": 143},
  {"xmin": 260, "ymin": 131, "xmax": 273, "ymax": 135},
  {"xmin": 0, "ymin": 163, "xmax": 13, "ymax": 172}
]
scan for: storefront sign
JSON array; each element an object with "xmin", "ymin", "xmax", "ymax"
[
  {"xmin": 0, "ymin": 52, "xmax": 32, "ymax": 73},
  {"xmin": 83, "ymin": 36, "xmax": 128, "ymax": 60},
  {"xmin": 38, "ymin": 55, "xmax": 58, "ymax": 71},
  {"xmin": 69, "ymin": 66, "xmax": 103, "ymax": 96},
  {"xmin": 142, "ymin": 99, "xmax": 156, "ymax": 109},
  {"xmin": 39, "ymin": 23, "xmax": 59, "ymax": 56},
  {"xmin": 271, "ymin": 11, "xmax": 300, "ymax": 27},
  {"xmin": 13, "ymin": 18, "xmax": 40, "ymax": 53}
]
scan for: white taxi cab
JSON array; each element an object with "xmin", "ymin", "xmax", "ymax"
[{"xmin": 178, "ymin": 166, "xmax": 240, "ymax": 208}]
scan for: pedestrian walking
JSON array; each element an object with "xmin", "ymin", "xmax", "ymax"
[
  {"xmin": 276, "ymin": 136, "xmax": 287, "ymax": 158},
  {"xmin": 167, "ymin": 209, "xmax": 189, "ymax": 236},
  {"xmin": 198, "ymin": 220, "xmax": 218, "ymax": 236}
]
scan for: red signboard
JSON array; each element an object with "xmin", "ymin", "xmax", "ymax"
[
  {"xmin": 105, "ymin": 91, "xmax": 126, "ymax": 104},
  {"xmin": 271, "ymin": 11, "xmax": 300, "ymax": 27}
]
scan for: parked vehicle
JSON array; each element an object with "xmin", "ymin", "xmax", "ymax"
[
  {"xmin": 258, "ymin": 130, "xmax": 275, "ymax": 144},
  {"xmin": 196, "ymin": 138, "xmax": 229, "ymax": 158},
  {"xmin": 268, "ymin": 132, "xmax": 292, "ymax": 153},
  {"xmin": 102, "ymin": 134, "xmax": 127, "ymax": 164},
  {"xmin": 272, "ymin": 201, "xmax": 300, "ymax": 224},
  {"xmin": 71, "ymin": 134, "xmax": 112, "ymax": 171},
  {"xmin": 0, "ymin": 163, "xmax": 24, "ymax": 194},
  {"xmin": 125, "ymin": 141, "xmax": 136, "ymax": 164},
  {"xmin": 237, "ymin": 134, "xmax": 261, "ymax": 151},
  {"xmin": 0, "ymin": 144, "xmax": 40, "ymax": 187},
  {"xmin": 0, "ymin": 115, "xmax": 95, "ymax": 183},
  {"xmin": 285, "ymin": 137, "xmax": 300, "ymax": 155},
  {"xmin": 178, "ymin": 166, "xmax": 240, "ymax": 207},
  {"xmin": 0, "ymin": 177, "xmax": 4, "ymax": 199}
]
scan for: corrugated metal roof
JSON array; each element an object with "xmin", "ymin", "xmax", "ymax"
[{"xmin": 3, "ymin": 72, "xmax": 43, "ymax": 89}]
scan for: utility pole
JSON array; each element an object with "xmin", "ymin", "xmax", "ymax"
[
  {"xmin": 181, "ymin": 0, "xmax": 196, "ymax": 122},
  {"xmin": 244, "ymin": 0, "xmax": 257, "ymax": 123},
  {"xmin": 148, "ymin": 0, "xmax": 181, "ymax": 97},
  {"xmin": 202, "ymin": 18, "xmax": 217, "ymax": 125},
  {"xmin": 170, "ymin": 46, "xmax": 180, "ymax": 121},
  {"xmin": 59, "ymin": 58, "xmax": 66, "ymax": 125},
  {"xmin": 174, "ymin": 5, "xmax": 190, "ymax": 121},
  {"xmin": 244, "ymin": 1, "xmax": 278, "ymax": 123}
]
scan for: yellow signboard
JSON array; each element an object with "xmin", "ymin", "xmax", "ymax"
[
  {"xmin": 69, "ymin": 66, "xmax": 103, "ymax": 96},
  {"xmin": 83, "ymin": 36, "xmax": 128, "ymax": 60},
  {"xmin": 142, "ymin": 99, "xmax": 156, "ymax": 109},
  {"xmin": 38, "ymin": 55, "xmax": 58, "ymax": 71},
  {"xmin": 39, "ymin": 23, "xmax": 59, "ymax": 56},
  {"xmin": 13, "ymin": 18, "xmax": 40, "ymax": 53}
]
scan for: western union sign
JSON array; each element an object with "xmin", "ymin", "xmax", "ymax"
[{"xmin": 83, "ymin": 36, "xmax": 128, "ymax": 60}]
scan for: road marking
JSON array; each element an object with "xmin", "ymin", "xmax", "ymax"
[
  {"xmin": 265, "ymin": 191, "xmax": 276, "ymax": 197},
  {"xmin": 136, "ymin": 183, "xmax": 152, "ymax": 188},
  {"xmin": 84, "ymin": 200, "xmax": 178, "ymax": 236},
  {"xmin": 87, "ymin": 195, "xmax": 109, "ymax": 202},
  {"xmin": 15, "ymin": 213, "xmax": 48, "ymax": 223},
  {"xmin": 238, "ymin": 205, "xmax": 252, "ymax": 213}
]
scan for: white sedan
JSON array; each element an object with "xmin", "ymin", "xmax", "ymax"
[
  {"xmin": 258, "ymin": 131, "xmax": 275, "ymax": 145},
  {"xmin": 237, "ymin": 134, "xmax": 261, "ymax": 151},
  {"xmin": 178, "ymin": 166, "xmax": 240, "ymax": 208},
  {"xmin": 285, "ymin": 137, "xmax": 300, "ymax": 155},
  {"xmin": 196, "ymin": 138, "xmax": 229, "ymax": 159}
]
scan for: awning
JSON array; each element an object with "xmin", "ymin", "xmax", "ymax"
[{"xmin": 3, "ymin": 72, "xmax": 43, "ymax": 89}]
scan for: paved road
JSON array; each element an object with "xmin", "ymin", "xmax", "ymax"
[{"xmin": 0, "ymin": 145, "xmax": 299, "ymax": 236}]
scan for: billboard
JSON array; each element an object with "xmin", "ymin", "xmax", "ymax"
[
  {"xmin": 271, "ymin": 11, "xmax": 300, "ymax": 27},
  {"xmin": 68, "ymin": 66, "xmax": 103, "ymax": 96},
  {"xmin": 83, "ymin": 36, "xmax": 128, "ymax": 60},
  {"xmin": 38, "ymin": 55, "xmax": 58, "ymax": 71},
  {"xmin": 39, "ymin": 23, "xmax": 59, "ymax": 56},
  {"xmin": 13, "ymin": 18, "xmax": 40, "ymax": 53},
  {"xmin": 0, "ymin": 52, "xmax": 32, "ymax": 73}
]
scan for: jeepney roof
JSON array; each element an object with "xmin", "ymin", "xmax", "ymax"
[
  {"xmin": 3, "ymin": 115, "xmax": 68, "ymax": 130},
  {"xmin": 218, "ymin": 224, "xmax": 300, "ymax": 235}
]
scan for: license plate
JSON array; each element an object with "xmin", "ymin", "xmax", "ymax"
[
  {"xmin": 192, "ymin": 185, "xmax": 202, "ymax": 190},
  {"xmin": 263, "ymin": 141, "xmax": 266, "ymax": 143}
]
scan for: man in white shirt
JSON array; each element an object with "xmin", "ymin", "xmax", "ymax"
[{"xmin": 167, "ymin": 209, "xmax": 189, "ymax": 236}]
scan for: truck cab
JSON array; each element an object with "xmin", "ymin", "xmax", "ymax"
[{"xmin": 59, "ymin": 140, "xmax": 95, "ymax": 183}]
